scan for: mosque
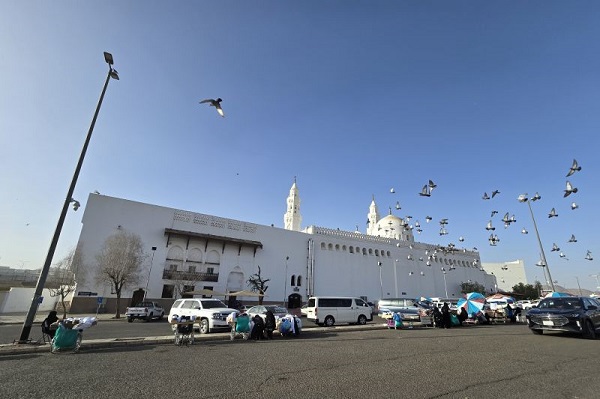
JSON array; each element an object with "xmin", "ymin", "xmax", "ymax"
[{"xmin": 69, "ymin": 182, "xmax": 505, "ymax": 313}]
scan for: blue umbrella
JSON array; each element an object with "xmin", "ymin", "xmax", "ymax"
[
  {"xmin": 544, "ymin": 291, "xmax": 575, "ymax": 298},
  {"xmin": 456, "ymin": 292, "xmax": 486, "ymax": 316}
]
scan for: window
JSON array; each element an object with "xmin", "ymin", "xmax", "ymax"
[
  {"xmin": 169, "ymin": 264, "xmax": 178, "ymax": 271},
  {"xmin": 297, "ymin": 276, "xmax": 302, "ymax": 286},
  {"xmin": 207, "ymin": 267, "xmax": 214, "ymax": 274},
  {"xmin": 290, "ymin": 275, "xmax": 296, "ymax": 286},
  {"xmin": 161, "ymin": 285, "xmax": 174, "ymax": 299},
  {"xmin": 188, "ymin": 265, "xmax": 196, "ymax": 273}
]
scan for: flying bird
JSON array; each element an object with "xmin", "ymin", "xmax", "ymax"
[
  {"xmin": 559, "ymin": 252, "xmax": 569, "ymax": 260},
  {"xmin": 548, "ymin": 208, "xmax": 558, "ymax": 218},
  {"xmin": 531, "ymin": 192, "xmax": 542, "ymax": 201},
  {"xmin": 491, "ymin": 190, "xmax": 500, "ymax": 198},
  {"xmin": 564, "ymin": 181, "xmax": 578, "ymax": 197},
  {"xmin": 390, "ymin": 188, "xmax": 395, "ymax": 193},
  {"xmin": 428, "ymin": 180, "xmax": 437, "ymax": 190},
  {"xmin": 566, "ymin": 159, "xmax": 581, "ymax": 177},
  {"xmin": 585, "ymin": 250, "xmax": 593, "ymax": 261},
  {"xmin": 485, "ymin": 220, "xmax": 495, "ymax": 231},
  {"xmin": 571, "ymin": 202, "xmax": 579, "ymax": 210},
  {"xmin": 425, "ymin": 216, "xmax": 432, "ymax": 223},
  {"xmin": 482, "ymin": 192, "xmax": 490, "ymax": 200},
  {"xmin": 491, "ymin": 210, "xmax": 498, "ymax": 217},
  {"xmin": 395, "ymin": 201, "xmax": 401, "ymax": 210},
  {"xmin": 419, "ymin": 184, "xmax": 431, "ymax": 197},
  {"xmin": 551, "ymin": 243, "xmax": 560, "ymax": 252},
  {"xmin": 521, "ymin": 228, "xmax": 528, "ymax": 234},
  {"xmin": 568, "ymin": 234, "xmax": 577, "ymax": 243},
  {"xmin": 199, "ymin": 98, "xmax": 224, "ymax": 117},
  {"xmin": 459, "ymin": 236, "xmax": 465, "ymax": 242}
]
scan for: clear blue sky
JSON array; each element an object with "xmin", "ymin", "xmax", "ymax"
[{"xmin": 1, "ymin": 1, "xmax": 598, "ymax": 290}]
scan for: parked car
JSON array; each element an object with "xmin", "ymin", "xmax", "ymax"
[
  {"xmin": 300, "ymin": 304, "xmax": 308, "ymax": 317},
  {"xmin": 246, "ymin": 305, "xmax": 288, "ymax": 322},
  {"xmin": 517, "ymin": 300, "xmax": 534, "ymax": 310},
  {"xmin": 125, "ymin": 301, "xmax": 164, "ymax": 322},
  {"xmin": 168, "ymin": 298, "xmax": 237, "ymax": 334},
  {"xmin": 305, "ymin": 296, "xmax": 373, "ymax": 326},
  {"xmin": 526, "ymin": 296, "xmax": 600, "ymax": 339}
]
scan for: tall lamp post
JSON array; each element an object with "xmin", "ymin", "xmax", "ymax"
[
  {"xmin": 518, "ymin": 193, "xmax": 556, "ymax": 292},
  {"xmin": 393, "ymin": 259, "xmax": 399, "ymax": 297},
  {"xmin": 18, "ymin": 52, "xmax": 119, "ymax": 343},
  {"xmin": 575, "ymin": 276, "xmax": 583, "ymax": 296},
  {"xmin": 441, "ymin": 267, "xmax": 448, "ymax": 298},
  {"xmin": 283, "ymin": 256, "xmax": 289, "ymax": 306},
  {"xmin": 378, "ymin": 261, "xmax": 383, "ymax": 299},
  {"xmin": 143, "ymin": 246, "xmax": 157, "ymax": 301}
]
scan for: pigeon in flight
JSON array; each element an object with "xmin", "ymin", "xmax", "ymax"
[
  {"xmin": 559, "ymin": 252, "xmax": 568, "ymax": 260},
  {"xmin": 521, "ymin": 228, "xmax": 528, "ymax": 234},
  {"xmin": 395, "ymin": 201, "xmax": 401, "ymax": 210},
  {"xmin": 548, "ymin": 208, "xmax": 558, "ymax": 218},
  {"xmin": 459, "ymin": 236, "xmax": 465, "ymax": 242},
  {"xmin": 551, "ymin": 243, "xmax": 560, "ymax": 252},
  {"xmin": 482, "ymin": 192, "xmax": 490, "ymax": 200},
  {"xmin": 566, "ymin": 159, "xmax": 581, "ymax": 177},
  {"xmin": 419, "ymin": 185, "xmax": 431, "ymax": 197},
  {"xmin": 428, "ymin": 180, "xmax": 437, "ymax": 190},
  {"xmin": 491, "ymin": 190, "xmax": 500, "ymax": 198},
  {"xmin": 585, "ymin": 250, "xmax": 593, "ymax": 261},
  {"xmin": 568, "ymin": 234, "xmax": 577, "ymax": 243},
  {"xmin": 390, "ymin": 188, "xmax": 395, "ymax": 193},
  {"xmin": 571, "ymin": 202, "xmax": 579, "ymax": 210},
  {"xmin": 439, "ymin": 218, "xmax": 449, "ymax": 225},
  {"xmin": 486, "ymin": 220, "xmax": 495, "ymax": 231},
  {"xmin": 425, "ymin": 216, "xmax": 432, "ymax": 223},
  {"xmin": 531, "ymin": 192, "xmax": 542, "ymax": 201},
  {"xmin": 564, "ymin": 181, "xmax": 578, "ymax": 197},
  {"xmin": 199, "ymin": 98, "xmax": 224, "ymax": 117},
  {"xmin": 491, "ymin": 210, "xmax": 498, "ymax": 217}
]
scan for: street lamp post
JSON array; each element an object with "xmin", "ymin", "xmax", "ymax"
[
  {"xmin": 393, "ymin": 259, "xmax": 398, "ymax": 297},
  {"xmin": 441, "ymin": 268, "xmax": 448, "ymax": 298},
  {"xmin": 283, "ymin": 256, "xmax": 289, "ymax": 306},
  {"xmin": 18, "ymin": 52, "xmax": 119, "ymax": 343},
  {"xmin": 378, "ymin": 261, "xmax": 383, "ymax": 299},
  {"xmin": 143, "ymin": 246, "xmax": 157, "ymax": 301},
  {"xmin": 575, "ymin": 276, "xmax": 583, "ymax": 296},
  {"xmin": 518, "ymin": 193, "xmax": 556, "ymax": 292}
]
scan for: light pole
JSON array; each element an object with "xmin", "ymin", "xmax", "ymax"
[
  {"xmin": 393, "ymin": 259, "xmax": 398, "ymax": 297},
  {"xmin": 378, "ymin": 261, "xmax": 383, "ymax": 299},
  {"xmin": 441, "ymin": 268, "xmax": 448, "ymax": 298},
  {"xmin": 143, "ymin": 246, "xmax": 157, "ymax": 301},
  {"xmin": 518, "ymin": 193, "xmax": 556, "ymax": 292},
  {"xmin": 18, "ymin": 52, "xmax": 119, "ymax": 343},
  {"xmin": 575, "ymin": 276, "xmax": 583, "ymax": 296},
  {"xmin": 283, "ymin": 256, "xmax": 289, "ymax": 306}
]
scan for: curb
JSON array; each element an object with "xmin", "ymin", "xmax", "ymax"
[{"xmin": 0, "ymin": 323, "xmax": 391, "ymax": 355}]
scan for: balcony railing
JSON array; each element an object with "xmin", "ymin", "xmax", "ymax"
[{"xmin": 162, "ymin": 269, "xmax": 219, "ymax": 282}]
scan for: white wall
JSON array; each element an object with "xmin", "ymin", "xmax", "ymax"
[{"xmin": 0, "ymin": 287, "xmax": 59, "ymax": 313}]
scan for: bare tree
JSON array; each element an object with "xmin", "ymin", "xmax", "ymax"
[
  {"xmin": 247, "ymin": 265, "xmax": 269, "ymax": 305},
  {"xmin": 48, "ymin": 244, "xmax": 85, "ymax": 318},
  {"xmin": 95, "ymin": 231, "xmax": 146, "ymax": 318}
]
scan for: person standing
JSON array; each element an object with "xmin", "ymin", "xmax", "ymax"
[
  {"xmin": 441, "ymin": 302, "xmax": 452, "ymax": 329},
  {"xmin": 264, "ymin": 310, "xmax": 276, "ymax": 339}
]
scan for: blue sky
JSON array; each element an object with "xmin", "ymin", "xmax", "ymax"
[{"xmin": 1, "ymin": 1, "xmax": 598, "ymax": 290}]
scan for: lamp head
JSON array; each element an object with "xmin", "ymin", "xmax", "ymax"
[{"xmin": 104, "ymin": 52, "xmax": 114, "ymax": 65}]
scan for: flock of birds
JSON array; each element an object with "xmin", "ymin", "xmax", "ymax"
[
  {"xmin": 199, "ymin": 97, "xmax": 593, "ymax": 270},
  {"xmin": 382, "ymin": 159, "xmax": 593, "ymax": 270}
]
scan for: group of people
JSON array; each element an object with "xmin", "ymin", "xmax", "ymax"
[
  {"xmin": 431, "ymin": 303, "xmax": 457, "ymax": 328},
  {"xmin": 227, "ymin": 310, "xmax": 300, "ymax": 340}
]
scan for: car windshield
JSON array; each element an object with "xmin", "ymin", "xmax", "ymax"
[
  {"xmin": 266, "ymin": 306, "xmax": 287, "ymax": 313},
  {"xmin": 200, "ymin": 300, "xmax": 228, "ymax": 309},
  {"xmin": 136, "ymin": 302, "xmax": 154, "ymax": 307},
  {"xmin": 538, "ymin": 298, "xmax": 582, "ymax": 310}
]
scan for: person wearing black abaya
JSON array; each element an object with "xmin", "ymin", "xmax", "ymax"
[
  {"xmin": 264, "ymin": 310, "xmax": 276, "ymax": 340},
  {"xmin": 42, "ymin": 310, "xmax": 59, "ymax": 338},
  {"xmin": 432, "ymin": 306, "xmax": 443, "ymax": 328},
  {"xmin": 441, "ymin": 302, "xmax": 452, "ymax": 329}
]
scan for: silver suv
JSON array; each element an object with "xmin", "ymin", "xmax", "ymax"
[
  {"xmin": 168, "ymin": 298, "xmax": 237, "ymax": 334},
  {"xmin": 378, "ymin": 297, "xmax": 424, "ymax": 323}
]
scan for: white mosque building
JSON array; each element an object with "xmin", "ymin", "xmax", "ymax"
[{"xmin": 69, "ymin": 182, "xmax": 503, "ymax": 313}]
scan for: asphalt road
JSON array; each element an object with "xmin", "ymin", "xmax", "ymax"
[{"xmin": 2, "ymin": 324, "xmax": 600, "ymax": 399}]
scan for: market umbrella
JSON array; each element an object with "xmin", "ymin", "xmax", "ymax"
[
  {"xmin": 186, "ymin": 288, "xmax": 227, "ymax": 297},
  {"xmin": 227, "ymin": 290, "xmax": 265, "ymax": 297},
  {"xmin": 544, "ymin": 291, "xmax": 575, "ymax": 298},
  {"xmin": 486, "ymin": 294, "xmax": 516, "ymax": 304},
  {"xmin": 417, "ymin": 296, "xmax": 433, "ymax": 303},
  {"xmin": 456, "ymin": 292, "xmax": 486, "ymax": 316}
]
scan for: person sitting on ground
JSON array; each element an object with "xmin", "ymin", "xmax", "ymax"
[
  {"xmin": 441, "ymin": 302, "xmax": 452, "ymax": 329},
  {"xmin": 457, "ymin": 307, "xmax": 468, "ymax": 325},
  {"xmin": 41, "ymin": 310, "xmax": 59, "ymax": 338}
]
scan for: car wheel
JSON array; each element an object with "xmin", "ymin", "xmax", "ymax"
[
  {"xmin": 159, "ymin": 313, "xmax": 164, "ymax": 320},
  {"xmin": 357, "ymin": 315, "xmax": 367, "ymax": 325},
  {"xmin": 146, "ymin": 313, "xmax": 153, "ymax": 322},
  {"xmin": 127, "ymin": 317, "xmax": 133, "ymax": 323},
  {"xmin": 324, "ymin": 316, "xmax": 335, "ymax": 327},
  {"xmin": 531, "ymin": 329, "xmax": 543, "ymax": 335},
  {"xmin": 583, "ymin": 320, "xmax": 597, "ymax": 340},
  {"xmin": 200, "ymin": 319, "xmax": 210, "ymax": 334}
]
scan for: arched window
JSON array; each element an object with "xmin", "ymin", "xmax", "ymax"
[
  {"xmin": 321, "ymin": 242, "xmax": 326, "ymax": 249},
  {"xmin": 349, "ymin": 246, "xmax": 354, "ymax": 254},
  {"xmin": 290, "ymin": 275, "xmax": 296, "ymax": 286},
  {"xmin": 297, "ymin": 275, "xmax": 302, "ymax": 286}
]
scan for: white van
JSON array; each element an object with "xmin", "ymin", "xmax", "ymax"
[{"xmin": 306, "ymin": 296, "xmax": 373, "ymax": 327}]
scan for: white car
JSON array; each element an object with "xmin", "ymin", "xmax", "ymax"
[{"xmin": 517, "ymin": 300, "xmax": 535, "ymax": 310}]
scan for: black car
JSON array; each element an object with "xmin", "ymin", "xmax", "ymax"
[{"xmin": 526, "ymin": 296, "xmax": 600, "ymax": 339}]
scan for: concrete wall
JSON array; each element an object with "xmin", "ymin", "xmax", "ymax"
[{"xmin": 0, "ymin": 287, "xmax": 59, "ymax": 313}]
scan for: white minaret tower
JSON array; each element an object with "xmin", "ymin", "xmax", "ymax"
[
  {"xmin": 284, "ymin": 177, "xmax": 302, "ymax": 231},
  {"xmin": 366, "ymin": 195, "xmax": 379, "ymax": 235}
]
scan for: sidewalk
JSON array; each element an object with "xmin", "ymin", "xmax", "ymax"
[{"xmin": 0, "ymin": 313, "xmax": 391, "ymax": 355}]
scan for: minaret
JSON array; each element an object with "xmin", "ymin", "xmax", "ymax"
[
  {"xmin": 284, "ymin": 178, "xmax": 302, "ymax": 231},
  {"xmin": 366, "ymin": 195, "xmax": 379, "ymax": 235}
]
